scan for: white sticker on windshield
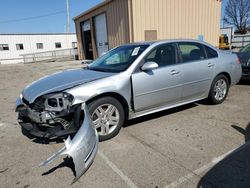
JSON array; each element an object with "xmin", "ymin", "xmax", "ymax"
[{"xmin": 131, "ymin": 47, "xmax": 140, "ymax": 56}]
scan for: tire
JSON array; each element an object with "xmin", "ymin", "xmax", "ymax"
[
  {"xmin": 208, "ymin": 75, "xmax": 229, "ymax": 104},
  {"xmin": 88, "ymin": 97, "xmax": 125, "ymax": 141}
]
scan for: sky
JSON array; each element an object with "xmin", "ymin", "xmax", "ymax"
[
  {"xmin": 0, "ymin": 0, "xmax": 103, "ymax": 33},
  {"xmin": 0, "ymin": 0, "xmax": 228, "ymax": 34}
]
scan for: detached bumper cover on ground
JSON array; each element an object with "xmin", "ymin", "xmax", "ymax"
[{"xmin": 16, "ymin": 100, "xmax": 98, "ymax": 183}]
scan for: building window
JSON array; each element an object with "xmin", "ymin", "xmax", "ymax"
[
  {"xmin": 36, "ymin": 43, "xmax": 44, "ymax": 49},
  {"xmin": 72, "ymin": 42, "xmax": 77, "ymax": 48},
  {"xmin": 55, "ymin": 42, "xmax": 62, "ymax": 48},
  {"xmin": 0, "ymin": 44, "xmax": 9, "ymax": 51},
  {"xmin": 16, "ymin": 44, "xmax": 24, "ymax": 50}
]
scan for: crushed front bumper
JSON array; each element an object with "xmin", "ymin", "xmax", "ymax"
[
  {"xmin": 16, "ymin": 98, "xmax": 99, "ymax": 183},
  {"xmin": 40, "ymin": 104, "xmax": 98, "ymax": 183},
  {"xmin": 16, "ymin": 97, "xmax": 79, "ymax": 138}
]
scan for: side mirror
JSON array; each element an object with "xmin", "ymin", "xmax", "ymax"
[{"xmin": 141, "ymin": 61, "xmax": 159, "ymax": 71}]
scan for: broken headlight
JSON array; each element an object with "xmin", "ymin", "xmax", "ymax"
[{"xmin": 43, "ymin": 92, "xmax": 74, "ymax": 112}]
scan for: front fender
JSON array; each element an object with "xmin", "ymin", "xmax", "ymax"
[
  {"xmin": 39, "ymin": 103, "xmax": 98, "ymax": 183},
  {"xmin": 66, "ymin": 73, "xmax": 132, "ymax": 108}
]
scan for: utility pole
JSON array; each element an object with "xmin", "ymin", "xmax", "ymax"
[{"xmin": 66, "ymin": 0, "xmax": 70, "ymax": 33}]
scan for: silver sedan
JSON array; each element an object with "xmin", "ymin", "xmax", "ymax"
[{"xmin": 15, "ymin": 39, "xmax": 242, "ymax": 181}]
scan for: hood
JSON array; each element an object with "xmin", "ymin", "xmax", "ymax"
[
  {"xmin": 22, "ymin": 68, "xmax": 115, "ymax": 103},
  {"xmin": 237, "ymin": 52, "xmax": 250, "ymax": 67}
]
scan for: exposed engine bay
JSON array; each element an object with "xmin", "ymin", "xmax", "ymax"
[
  {"xmin": 16, "ymin": 94, "xmax": 98, "ymax": 183},
  {"xmin": 17, "ymin": 92, "xmax": 82, "ymax": 138}
]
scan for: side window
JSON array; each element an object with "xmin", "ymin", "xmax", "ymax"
[
  {"xmin": 145, "ymin": 43, "xmax": 177, "ymax": 67},
  {"xmin": 205, "ymin": 46, "xmax": 218, "ymax": 59},
  {"xmin": 178, "ymin": 42, "xmax": 206, "ymax": 62}
]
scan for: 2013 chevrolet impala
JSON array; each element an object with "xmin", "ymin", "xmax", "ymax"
[{"xmin": 15, "ymin": 39, "xmax": 242, "ymax": 181}]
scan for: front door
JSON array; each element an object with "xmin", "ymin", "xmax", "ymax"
[
  {"xmin": 94, "ymin": 13, "xmax": 109, "ymax": 57},
  {"xmin": 132, "ymin": 43, "xmax": 182, "ymax": 111}
]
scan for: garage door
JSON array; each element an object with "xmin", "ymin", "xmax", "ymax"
[{"xmin": 94, "ymin": 13, "xmax": 109, "ymax": 57}]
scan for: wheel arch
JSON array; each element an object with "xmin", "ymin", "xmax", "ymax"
[
  {"xmin": 85, "ymin": 92, "xmax": 129, "ymax": 120},
  {"xmin": 215, "ymin": 72, "xmax": 231, "ymax": 86}
]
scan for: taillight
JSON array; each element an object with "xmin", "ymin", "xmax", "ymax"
[{"xmin": 236, "ymin": 56, "xmax": 241, "ymax": 64}]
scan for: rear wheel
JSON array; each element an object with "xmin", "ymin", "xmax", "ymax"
[
  {"xmin": 208, "ymin": 75, "xmax": 229, "ymax": 104},
  {"xmin": 88, "ymin": 97, "xmax": 125, "ymax": 141}
]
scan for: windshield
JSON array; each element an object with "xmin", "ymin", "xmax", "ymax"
[
  {"xmin": 87, "ymin": 44, "xmax": 149, "ymax": 73},
  {"xmin": 241, "ymin": 43, "xmax": 250, "ymax": 52}
]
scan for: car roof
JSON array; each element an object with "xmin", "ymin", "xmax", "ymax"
[{"xmin": 125, "ymin": 39, "xmax": 214, "ymax": 47}]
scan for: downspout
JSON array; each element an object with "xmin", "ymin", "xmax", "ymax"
[{"xmin": 128, "ymin": 0, "xmax": 134, "ymax": 43}]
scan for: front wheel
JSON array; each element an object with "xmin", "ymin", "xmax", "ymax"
[
  {"xmin": 208, "ymin": 75, "xmax": 229, "ymax": 104},
  {"xmin": 88, "ymin": 97, "xmax": 125, "ymax": 141}
]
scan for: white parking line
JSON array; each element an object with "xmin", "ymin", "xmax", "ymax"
[
  {"xmin": 98, "ymin": 151, "xmax": 138, "ymax": 188},
  {"xmin": 38, "ymin": 72, "xmax": 46, "ymax": 76},
  {"xmin": 164, "ymin": 145, "xmax": 248, "ymax": 188},
  {"xmin": 0, "ymin": 123, "xmax": 5, "ymax": 127}
]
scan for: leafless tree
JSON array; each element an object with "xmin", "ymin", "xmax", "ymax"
[{"xmin": 224, "ymin": 0, "xmax": 250, "ymax": 34}]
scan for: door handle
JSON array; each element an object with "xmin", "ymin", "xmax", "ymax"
[
  {"xmin": 170, "ymin": 70, "xmax": 180, "ymax": 75},
  {"xmin": 208, "ymin": 62, "xmax": 215, "ymax": 67}
]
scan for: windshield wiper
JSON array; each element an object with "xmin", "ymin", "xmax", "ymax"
[{"xmin": 87, "ymin": 67, "xmax": 110, "ymax": 72}]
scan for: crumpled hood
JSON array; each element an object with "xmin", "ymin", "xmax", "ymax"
[{"xmin": 22, "ymin": 68, "xmax": 114, "ymax": 103}]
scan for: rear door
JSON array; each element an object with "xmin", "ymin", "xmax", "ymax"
[
  {"xmin": 177, "ymin": 42, "xmax": 216, "ymax": 101},
  {"xmin": 94, "ymin": 13, "xmax": 109, "ymax": 57},
  {"xmin": 132, "ymin": 43, "xmax": 182, "ymax": 111}
]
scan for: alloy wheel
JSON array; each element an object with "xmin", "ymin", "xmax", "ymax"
[
  {"xmin": 213, "ymin": 79, "xmax": 227, "ymax": 101},
  {"xmin": 91, "ymin": 104, "xmax": 120, "ymax": 136}
]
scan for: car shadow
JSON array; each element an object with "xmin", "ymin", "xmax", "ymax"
[
  {"xmin": 197, "ymin": 122, "xmax": 250, "ymax": 188},
  {"xmin": 21, "ymin": 127, "xmax": 68, "ymax": 144},
  {"xmin": 41, "ymin": 156, "xmax": 76, "ymax": 177},
  {"xmin": 238, "ymin": 79, "xmax": 250, "ymax": 85},
  {"xmin": 124, "ymin": 103, "xmax": 198, "ymax": 128}
]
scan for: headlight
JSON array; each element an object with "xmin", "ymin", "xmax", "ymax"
[
  {"xmin": 62, "ymin": 92, "xmax": 74, "ymax": 103},
  {"xmin": 42, "ymin": 92, "xmax": 74, "ymax": 112},
  {"xmin": 20, "ymin": 93, "xmax": 23, "ymax": 99}
]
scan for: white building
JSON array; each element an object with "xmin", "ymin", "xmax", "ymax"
[{"xmin": 0, "ymin": 33, "xmax": 77, "ymax": 64}]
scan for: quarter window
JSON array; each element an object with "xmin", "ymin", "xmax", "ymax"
[
  {"xmin": 36, "ymin": 43, "xmax": 44, "ymax": 49},
  {"xmin": 16, "ymin": 44, "xmax": 24, "ymax": 50},
  {"xmin": 0, "ymin": 44, "xmax": 9, "ymax": 51},
  {"xmin": 145, "ymin": 43, "xmax": 177, "ymax": 67},
  {"xmin": 55, "ymin": 42, "xmax": 62, "ymax": 48},
  {"xmin": 178, "ymin": 42, "xmax": 206, "ymax": 62},
  {"xmin": 205, "ymin": 46, "xmax": 218, "ymax": 58}
]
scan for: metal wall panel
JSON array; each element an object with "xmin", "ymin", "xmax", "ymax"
[
  {"xmin": 74, "ymin": 0, "xmax": 130, "ymax": 59},
  {"xmin": 131, "ymin": 0, "xmax": 221, "ymax": 46}
]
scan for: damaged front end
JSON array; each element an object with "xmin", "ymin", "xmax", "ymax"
[
  {"xmin": 16, "ymin": 93, "xmax": 98, "ymax": 182},
  {"xmin": 40, "ymin": 104, "xmax": 98, "ymax": 183},
  {"xmin": 16, "ymin": 92, "xmax": 81, "ymax": 138}
]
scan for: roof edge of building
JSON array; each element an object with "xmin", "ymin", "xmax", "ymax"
[
  {"xmin": 0, "ymin": 33, "xmax": 76, "ymax": 36},
  {"xmin": 73, "ymin": 0, "xmax": 114, "ymax": 21}
]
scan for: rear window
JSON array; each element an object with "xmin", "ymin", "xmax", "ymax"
[{"xmin": 205, "ymin": 46, "xmax": 218, "ymax": 59}]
